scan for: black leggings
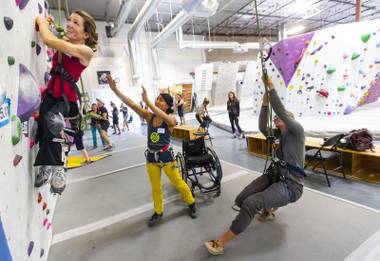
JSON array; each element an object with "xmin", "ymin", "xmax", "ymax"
[
  {"xmin": 229, "ymin": 114, "xmax": 243, "ymax": 134},
  {"xmin": 34, "ymin": 95, "xmax": 78, "ymax": 166}
]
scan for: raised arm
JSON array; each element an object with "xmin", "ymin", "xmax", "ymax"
[
  {"xmin": 142, "ymin": 87, "xmax": 176, "ymax": 127},
  {"xmin": 35, "ymin": 17, "xmax": 93, "ymax": 66},
  {"xmin": 263, "ymin": 76, "xmax": 303, "ymax": 135},
  {"xmin": 106, "ymin": 74, "xmax": 151, "ymax": 121},
  {"xmin": 259, "ymin": 93, "xmax": 269, "ymax": 136}
]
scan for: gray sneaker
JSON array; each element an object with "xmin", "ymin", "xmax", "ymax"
[
  {"xmin": 50, "ymin": 167, "xmax": 66, "ymax": 195},
  {"xmin": 35, "ymin": 166, "xmax": 53, "ymax": 188}
]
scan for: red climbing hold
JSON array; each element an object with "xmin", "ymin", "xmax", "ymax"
[
  {"xmin": 316, "ymin": 89, "xmax": 329, "ymax": 98},
  {"xmin": 37, "ymin": 193, "xmax": 42, "ymax": 203},
  {"xmin": 42, "ymin": 202, "xmax": 47, "ymax": 210},
  {"xmin": 13, "ymin": 154, "xmax": 22, "ymax": 166}
]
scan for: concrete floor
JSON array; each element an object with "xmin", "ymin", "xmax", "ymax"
[{"xmin": 48, "ymin": 123, "xmax": 380, "ymax": 261}]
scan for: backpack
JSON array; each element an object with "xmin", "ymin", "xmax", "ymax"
[{"xmin": 338, "ymin": 128, "xmax": 374, "ymax": 151}]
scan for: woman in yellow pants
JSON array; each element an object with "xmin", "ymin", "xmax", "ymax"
[{"xmin": 107, "ymin": 74, "xmax": 197, "ymax": 227}]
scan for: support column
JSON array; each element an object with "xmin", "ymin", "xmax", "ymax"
[{"xmin": 355, "ymin": 0, "xmax": 361, "ymax": 22}]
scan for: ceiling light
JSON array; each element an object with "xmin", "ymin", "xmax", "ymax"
[{"xmin": 286, "ymin": 25, "xmax": 305, "ymax": 35}]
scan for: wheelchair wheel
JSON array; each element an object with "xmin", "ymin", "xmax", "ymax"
[{"xmin": 196, "ymin": 147, "xmax": 222, "ymax": 196}]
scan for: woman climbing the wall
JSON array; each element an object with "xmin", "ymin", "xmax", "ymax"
[
  {"xmin": 33, "ymin": 11, "xmax": 98, "ymax": 194},
  {"xmin": 106, "ymin": 74, "xmax": 198, "ymax": 227}
]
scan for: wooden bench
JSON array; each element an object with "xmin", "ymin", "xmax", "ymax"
[
  {"xmin": 246, "ymin": 133, "xmax": 380, "ymax": 185},
  {"xmin": 172, "ymin": 125, "xmax": 198, "ymax": 140}
]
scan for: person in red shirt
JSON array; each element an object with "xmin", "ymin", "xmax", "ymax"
[{"xmin": 34, "ymin": 11, "xmax": 97, "ymax": 194}]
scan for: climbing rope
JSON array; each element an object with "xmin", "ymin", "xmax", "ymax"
[{"xmin": 252, "ymin": 0, "xmax": 276, "ymax": 162}]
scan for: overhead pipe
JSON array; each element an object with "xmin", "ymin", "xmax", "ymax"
[
  {"xmin": 128, "ymin": 0, "xmax": 163, "ymax": 80},
  {"xmin": 355, "ymin": 0, "xmax": 361, "ymax": 22},
  {"xmin": 110, "ymin": 0, "xmax": 134, "ymax": 37},
  {"xmin": 151, "ymin": 0, "xmax": 219, "ymax": 79}
]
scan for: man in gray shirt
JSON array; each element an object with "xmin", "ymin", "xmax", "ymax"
[{"xmin": 204, "ymin": 75, "xmax": 305, "ymax": 255}]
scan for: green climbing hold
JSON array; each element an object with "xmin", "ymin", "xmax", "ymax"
[
  {"xmin": 326, "ymin": 67, "xmax": 336, "ymax": 74},
  {"xmin": 361, "ymin": 33, "xmax": 371, "ymax": 43},
  {"xmin": 31, "ymin": 41, "xmax": 36, "ymax": 48},
  {"xmin": 7, "ymin": 56, "xmax": 15, "ymax": 66},
  {"xmin": 11, "ymin": 115, "xmax": 22, "ymax": 145},
  {"xmin": 337, "ymin": 85, "xmax": 346, "ymax": 91},
  {"xmin": 351, "ymin": 53, "xmax": 360, "ymax": 60}
]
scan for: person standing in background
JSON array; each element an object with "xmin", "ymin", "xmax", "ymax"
[
  {"xmin": 96, "ymin": 99, "xmax": 112, "ymax": 150},
  {"xmin": 110, "ymin": 101, "xmax": 121, "ymax": 135},
  {"xmin": 120, "ymin": 103, "xmax": 129, "ymax": 131},
  {"xmin": 176, "ymin": 94, "xmax": 186, "ymax": 125},
  {"xmin": 86, "ymin": 103, "xmax": 105, "ymax": 149},
  {"xmin": 227, "ymin": 91, "xmax": 244, "ymax": 139}
]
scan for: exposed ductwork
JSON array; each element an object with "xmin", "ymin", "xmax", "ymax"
[
  {"xmin": 151, "ymin": 0, "xmax": 219, "ymax": 80},
  {"xmin": 177, "ymin": 26, "xmax": 276, "ymax": 51},
  {"xmin": 110, "ymin": 0, "xmax": 134, "ymax": 37},
  {"xmin": 128, "ymin": 0, "xmax": 163, "ymax": 80}
]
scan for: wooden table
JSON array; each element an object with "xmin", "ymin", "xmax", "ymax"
[
  {"xmin": 246, "ymin": 133, "xmax": 380, "ymax": 185},
  {"xmin": 172, "ymin": 125, "xmax": 198, "ymax": 140}
]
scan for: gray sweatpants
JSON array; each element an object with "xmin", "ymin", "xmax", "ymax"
[{"xmin": 230, "ymin": 174, "xmax": 303, "ymax": 235}]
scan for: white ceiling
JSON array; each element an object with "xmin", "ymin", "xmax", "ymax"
[{"xmin": 49, "ymin": 0, "xmax": 380, "ymax": 37}]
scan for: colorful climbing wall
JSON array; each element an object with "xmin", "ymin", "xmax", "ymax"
[
  {"xmin": 0, "ymin": 1, "xmax": 58, "ymax": 261},
  {"xmin": 254, "ymin": 18, "xmax": 380, "ymax": 117}
]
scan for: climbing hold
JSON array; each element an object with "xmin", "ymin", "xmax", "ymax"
[
  {"xmin": 11, "ymin": 115, "xmax": 22, "ymax": 145},
  {"xmin": 40, "ymin": 248, "xmax": 45, "ymax": 258},
  {"xmin": 7, "ymin": 56, "xmax": 15, "ymax": 66},
  {"xmin": 323, "ymin": 65, "xmax": 327, "ymax": 69},
  {"xmin": 13, "ymin": 154, "xmax": 22, "ymax": 166},
  {"xmin": 38, "ymin": 193, "xmax": 42, "ymax": 203},
  {"xmin": 31, "ymin": 41, "xmax": 35, "ymax": 48},
  {"xmin": 43, "ymin": 218, "xmax": 48, "ymax": 227},
  {"xmin": 46, "ymin": 223, "xmax": 52, "ymax": 230},
  {"xmin": 337, "ymin": 85, "xmax": 346, "ymax": 91},
  {"xmin": 316, "ymin": 89, "xmax": 329, "ymax": 98},
  {"xmin": 3, "ymin": 17, "xmax": 14, "ymax": 30},
  {"xmin": 343, "ymin": 105, "xmax": 354, "ymax": 115},
  {"xmin": 289, "ymin": 84, "xmax": 294, "ymax": 90},
  {"xmin": 361, "ymin": 33, "xmax": 371, "ymax": 43},
  {"xmin": 38, "ymin": 3, "xmax": 43, "ymax": 14},
  {"xmin": 326, "ymin": 67, "xmax": 336, "ymax": 74},
  {"xmin": 375, "ymin": 59, "xmax": 380, "ymax": 64},
  {"xmin": 17, "ymin": 64, "xmax": 41, "ymax": 122},
  {"xmin": 351, "ymin": 53, "xmax": 360, "ymax": 60},
  {"xmin": 317, "ymin": 45, "xmax": 323, "ymax": 51},
  {"xmin": 298, "ymin": 85, "xmax": 303, "ymax": 89},
  {"xmin": 42, "ymin": 202, "xmax": 47, "ymax": 211},
  {"xmin": 377, "ymin": 42, "xmax": 380, "ymax": 48},
  {"xmin": 343, "ymin": 53, "xmax": 348, "ymax": 59},
  {"xmin": 343, "ymin": 74, "xmax": 349, "ymax": 80},
  {"xmin": 46, "ymin": 209, "xmax": 50, "ymax": 215},
  {"xmin": 331, "ymin": 35, "xmax": 335, "ymax": 39},
  {"xmin": 36, "ymin": 44, "xmax": 41, "ymax": 56},
  {"xmin": 27, "ymin": 241, "xmax": 34, "ymax": 256},
  {"xmin": 314, "ymin": 59, "xmax": 319, "ymax": 63},
  {"xmin": 297, "ymin": 90, "xmax": 302, "ymax": 95},
  {"xmin": 16, "ymin": 0, "xmax": 30, "ymax": 10},
  {"xmin": 369, "ymin": 64, "xmax": 373, "ymax": 69}
]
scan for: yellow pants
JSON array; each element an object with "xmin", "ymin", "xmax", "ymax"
[{"xmin": 146, "ymin": 161, "xmax": 195, "ymax": 214}]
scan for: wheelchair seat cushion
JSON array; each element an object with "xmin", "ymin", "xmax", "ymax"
[
  {"xmin": 183, "ymin": 138, "xmax": 206, "ymax": 156},
  {"xmin": 186, "ymin": 153, "xmax": 214, "ymax": 166}
]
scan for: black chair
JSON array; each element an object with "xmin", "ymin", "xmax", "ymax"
[{"xmin": 304, "ymin": 134, "xmax": 346, "ymax": 187}]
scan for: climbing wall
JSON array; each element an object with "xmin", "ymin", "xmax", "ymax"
[
  {"xmin": 194, "ymin": 63, "xmax": 213, "ymax": 105},
  {"xmin": 255, "ymin": 18, "xmax": 380, "ymax": 117},
  {"xmin": 0, "ymin": 1, "xmax": 58, "ymax": 261},
  {"xmin": 213, "ymin": 62, "xmax": 239, "ymax": 106}
]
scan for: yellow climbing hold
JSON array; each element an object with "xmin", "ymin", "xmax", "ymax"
[{"xmin": 289, "ymin": 84, "xmax": 294, "ymax": 90}]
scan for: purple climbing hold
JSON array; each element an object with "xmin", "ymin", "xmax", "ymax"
[
  {"xmin": 27, "ymin": 241, "xmax": 34, "ymax": 256},
  {"xmin": 297, "ymin": 90, "xmax": 303, "ymax": 95},
  {"xmin": 38, "ymin": 3, "xmax": 43, "ymax": 14},
  {"xmin": 36, "ymin": 44, "xmax": 41, "ymax": 56},
  {"xmin": 40, "ymin": 248, "xmax": 45, "ymax": 258},
  {"xmin": 343, "ymin": 105, "xmax": 354, "ymax": 115},
  {"xmin": 16, "ymin": 0, "xmax": 30, "ymax": 10},
  {"xmin": 377, "ymin": 42, "xmax": 380, "ymax": 48},
  {"xmin": 17, "ymin": 64, "xmax": 41, "ymax": 122},
  {"xmin": 3, "ymin": 17, "xmax": 14, "ymax": 30},
  {"xmin": 375, "ymin": 59, "xmax": 380, "ymax": 64}
]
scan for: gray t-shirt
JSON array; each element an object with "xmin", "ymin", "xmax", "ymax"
[{"xmin": 259, "ymin": 90, "xmax": 305, "ymax": 186}]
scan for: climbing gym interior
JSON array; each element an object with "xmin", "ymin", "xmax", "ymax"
[{"xmin": 0, "ymin": 0, "xmax": 380, "ymax": 261}]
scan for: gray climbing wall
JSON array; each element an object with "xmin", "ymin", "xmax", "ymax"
[{"xmin": 0, "ymin": 1, "xmax": 58, "ymax": 261}]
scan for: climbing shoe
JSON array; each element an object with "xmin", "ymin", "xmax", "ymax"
[
  {"xmin": 148, "ymin": 212, "xmax": 163, "ymax": 227},
  {"xmin": 35, "ymin": 166, "xmax": 53, "ymax": 187},
  {"xmin": 50, "ymin": 167, "xmax": 66, "ymax": 195},
  {"xmin": 188, "ymin": 203, "xmax": 198, "ymax": 219}
]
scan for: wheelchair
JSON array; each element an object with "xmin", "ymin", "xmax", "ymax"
[{"xmin": 175, "ymin": 132, "xmax": 222, "ymax": 197}]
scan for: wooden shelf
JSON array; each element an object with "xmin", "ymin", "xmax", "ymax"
[{"xmin": 246, "ymin": 133, "xmax": 380, "ymax": 185}]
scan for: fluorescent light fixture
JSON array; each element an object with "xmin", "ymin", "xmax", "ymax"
[{"xmin": 286, "ymin": 25, "xmax": 305, "ymax": 35}]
